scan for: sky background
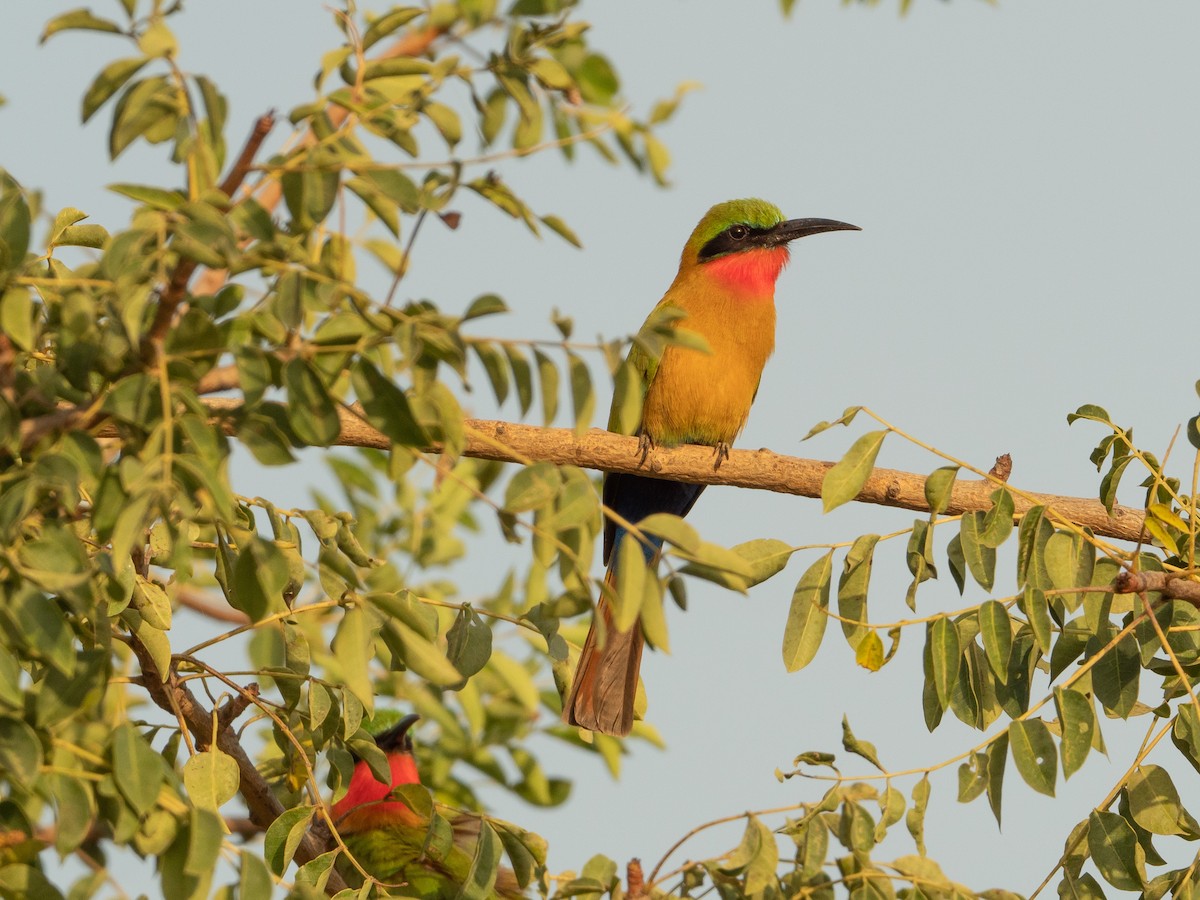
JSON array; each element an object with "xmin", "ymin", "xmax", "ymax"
[{"xmin": 3, "ymin": 0, "xmax": 1200, "ymax": 894}]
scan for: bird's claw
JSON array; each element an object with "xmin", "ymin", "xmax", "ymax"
[
  {"xmin": 712, "ymin": 442, "xmax": 730, "ymax": 470},
  {"xmin": 637, "ymin": 432, "xmax": 655, "ymax": 466}
]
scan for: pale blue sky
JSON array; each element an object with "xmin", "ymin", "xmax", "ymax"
[{"xmin": 3, "ymin": 0, "xmax": 1199, "ymax": 894}]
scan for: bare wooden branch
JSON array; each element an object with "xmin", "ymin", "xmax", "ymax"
[
  {"xmin": 138, "ymin": 112, "xmax": 277, "ymax": 365},
  {"xmin": 176, "ymin": 585, "xmax": 250, "ymax": 624},
  {"xmin": 627, "ymin": 858, "xmax": 646, "ymax": 899},
  {"xmin": 218, "ymin": 112, "xmax": 276, "ymax": 199},
  {"xmin": 195, "ymin": 364, "xmax": 241, "ymax": 395},
  {"xmin": 189, "ymin": 398, "xmax": 1150, "ymax": 543},
  {"xmin": 1114, "ymin": 570, "xmax": 1200, "ymax": 606}
]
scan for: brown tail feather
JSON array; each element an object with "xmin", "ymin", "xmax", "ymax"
[{"xmin": 562, "ymin": 571, "xmax": 644, "ymax": 737}]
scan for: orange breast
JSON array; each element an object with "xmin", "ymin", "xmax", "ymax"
[{"xmin": 640, "ymin": 283, "xmax": 776, "ymax": 447}]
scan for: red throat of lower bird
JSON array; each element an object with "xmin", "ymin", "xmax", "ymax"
[
  {"xmin": 331, "ymin": 745, "xmax": 423, "ymax": 833},
  {"xmin": 703, "ymin": 246, "xmax": 790, "ymax": 296}
]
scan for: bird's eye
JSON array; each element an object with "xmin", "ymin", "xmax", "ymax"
[{"xmin": 728, "ymin": 224, "xmax": 750, "ymax": 240}]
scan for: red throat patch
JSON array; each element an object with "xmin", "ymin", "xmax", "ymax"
[
  {"xmin": 704, "ymin": 247, "xmax": 790, "ymax": 296},
  {"xmin": 332, "ymin": 753, "xmax": 422, "ymax": 832}
]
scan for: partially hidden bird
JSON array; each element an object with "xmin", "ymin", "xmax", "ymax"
[
  {"xmin": 562, "ymin": 198, "xmax": 859, "ymax": 737},
  {"xmin": 331, "ymin": 713, "xmax": 526, "ymax": 897}
]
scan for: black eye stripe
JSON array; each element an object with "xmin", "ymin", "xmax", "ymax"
[{"xmin": 697, "ymin": 223, "xmax": 771, "ymax": 261}]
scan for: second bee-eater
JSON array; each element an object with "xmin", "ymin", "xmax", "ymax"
[
  {"xmin": 332, "ymin": 714, "xmax": 525, "ymax": 897},
  {"xmin": 562, "ymin": 198, "xmax": 859, "ymax": 737}
]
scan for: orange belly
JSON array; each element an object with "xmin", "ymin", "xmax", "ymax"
[{"xmin": 640, "ymin": 293, "xmax": 776, "ymax": 446}]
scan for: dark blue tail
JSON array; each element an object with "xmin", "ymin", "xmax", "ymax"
[{"xmin": 603, "ymin": 472, "xmax": 706, "ymax": 564}]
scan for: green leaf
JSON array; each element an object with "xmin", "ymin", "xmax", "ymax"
[
  {"xmin": 980, "ymin": 488, "xmax": 1016, "ymax": 547},
  {"xmin": 1054, "ymin": 688, "xmax": 1095, "ymax": 780},
  {"xmin": 985, "ymin": 731, "xmax": 1007, "ymax": 828},
  {"xmin": 362, "ymin": 7, "xmax": 424, "ymax": 49},
  {"xmin": 929, "ymin": 616, "xmax": 960, "ymax": 709},
  {"xmin": 567, "ymin": 352, "xmax": 594, "ymax": 434},
  {"xmin": 446, "ymin": 606, "xmax": 493, "ymax": 679},
  {"xmin": 821, "ymin": 430, "xmax": 886, "ymax": 512},
  {"xmin": 609, "ymin": 357, "xmax": 643, "ymax": 436},
  {"xmin": 1088, "ymin": 810, "xmax": 1147, "ymax": 891},
  {"xmin": 390, "ymin": 619, "xmax": 461, "ymax": 686},
  {"xmin": 332, "ymin": 606, "xmax": 377, "ymax": 714},
  {"xmin": 182, "ymin": 750, "xmax": 239, "ymax": 811},
  {"xmin": 1126, "ymin": 765, "xmax": 1195, "ymax": 836},
  {"xmin": 83, "ymin": 57, "xmax": 148, "ymax": 122},
  {"xmin": 48, "ymin": 773, "xmax": 93, "ymax": 855},
  {"xmin": 1009, "ymin": 719, "xmax": 1057, "ymax": 797},
  {"xmin": 1017, "ymin": 586, "xmax": 1053, "ymax": 656},
  {"xmin": 611, "ymin": 534, "xmax": 649, "ymax": 633},
  {"xmin": 923, "ymin": 466, "xmax": 958, "ymax": 515},
  {"xmin": 472, "ymin": 342, "xmax": 511, "ymax": 405},
  {"xmin": 505, "ymin": 345, "xmax": 534, "ymax": 415},
  {"xmin": 0, "ymin": 288, "xmax": 34, "ymax": 351},
  {"xmin": 0, "ymin": 718, "xmax": 42, "ymax": 787},
  {"xmin": 230, "ymin": 537, "xmax": 290, "ymax": 622},
  {"xmin": 351, "ymin": 359, "xmax": 429, "ymax": 446},
  {"xmin": 838, "ymin": 534, "xmax": 880, "ymax": 652},
  {"xmin": 284, "ymin": 359, "xmax": 341, "ymax": 446},
  {"xmin": 1016, "ymin": 505, "xmax": 1053, "ymax": 589},
  {"xmin": 1172, "ymin": 703, "xmax": 1200, "ymax": 775},
  {"xmin": 185, "ymin": 807, "xmax": 223, "ymax": 878},
  {"xmin": 781, "ymin": 552, "xmax": 832, "ymax": 672},
  {"xmin": 264, "ymin": 806, "xmax": 314, "ymax": 876},
  {"xmin": 0, "ymin": 180, "xmax": 32, "ymax": 278},
  {"xmin": 111, "ymin": 723, "xmax": 165, "ymax": 815},
  {"xmin": 905, "ymin": 775, "xmax": 930, "ymax": 856},
  {"xmin": 841, "ymin": 716, "xmax": 883, "ymax": 771},
  {"xmin": 1092, "ymin": 632, "xmax": 1140, "ymax": 718},
  {"xmin": 0, "ymin": 866, "xmax": 65, "ymax": 900},
  {"xmin": 638, "ymin": 514, "xmax": 700, "ymax": 554},
  {"xmin": 721, "ymin": 815, "xmax": 778, "ymax": 894},
  {"xmin": 1045, "ymin": 530, "xmax": 1094, "ymax": 590},
  {"xmin": 282, "ymin": 166, "xmax": 338, "ymax": 229},
  {"xmin": 534, "ymin": 349, "xmax": 559, "ymax": 425},
  {"xmin": 731, "ymin": 538, "xmax": 793, "ymax": 587},
  {"xmin": 458, "ymin": 820, "xmax": 503, "ymax": 900},
  {"xmin": 978, "ymin": 600, "xmax": 1012, "ymax": 683},
  {"xmin": 541, "ymin": 214, "xmax": 581, "ymax": 247},
  {"xmin": 109, "ymin": 76, "xmax": 179, "ymax": 159},
  {"xmin": 958, "ymin": 512, "xmax": 996, "ymax": 590},
  {"xmin": 41, "ymin": 8, "xmax": 123, "ymax": 42},
  {"xmin": 424, "ymin": 101, "xmax": 461, "ymax": 146},
  {"xmin": 55, "ymin": 224, "xmax": 108, "ymax": 248},
  {"xmin": 677, "ymin": 540, "xmax": 753, "ymax": 591}
]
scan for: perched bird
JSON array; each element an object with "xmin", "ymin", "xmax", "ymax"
[
  {"xmin": 332, "ymin": 713, "xmax": 525, "ymax": 897},
  {"xmin": 562, "ymin": 198, "xmax": 859, "ymax": 737}
]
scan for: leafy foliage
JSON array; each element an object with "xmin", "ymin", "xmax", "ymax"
[{"xmin": 1, "ymin": 2, "xmax": 1198, "ymax": 899}]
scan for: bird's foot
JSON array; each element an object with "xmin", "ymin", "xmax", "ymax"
[
  {"xmin": 637, "ymin": 432, "xmax": 655, "ymax": 466},
  {"xmin": 713, "ymin": 441, "xmax": 730, "ymax": 470}
]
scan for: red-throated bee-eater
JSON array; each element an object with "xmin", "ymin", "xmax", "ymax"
[
  {"xmin": 332, "ymin": 714, "xmax": 526, "ymax": 896},
  {"xmin": 562, "ymin": 198, "xmax": 859, "ymax": 736}
]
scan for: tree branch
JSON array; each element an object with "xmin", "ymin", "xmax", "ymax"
[
  {"xmin": 138, "ymin": 112, "xmax": 277, "ymax": 365},
  {"xmin": 1114, "ymin": 570, "xmax": 1200, "ymax": 605},
  {"xmin": 190, "ymin": 25, "xmax": 446, "ymax": 298},
  {"xmin": 188, "ymin": 398, "xmax": 1149, "ymax": 543},
  {"xmin": 127, "ymin": 635, "xmax": 348, "ymax": 895}
]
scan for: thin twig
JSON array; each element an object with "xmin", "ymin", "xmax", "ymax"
[{"xmin": 219, "ymin": 111, "xmax": 277, "ymax": 198}]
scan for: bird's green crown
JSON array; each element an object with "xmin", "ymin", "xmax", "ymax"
[{"xmin": 684, "ymin": 198, "xmax": 785, "ymax": 262}]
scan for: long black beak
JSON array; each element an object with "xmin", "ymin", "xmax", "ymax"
[
  {"xmin": 766, "ymin": 217, "xmax": 860, "ymax": 246},
  {"xmin": 374, "ymin": 713, "xmax": 421, "ymax": 754}
]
